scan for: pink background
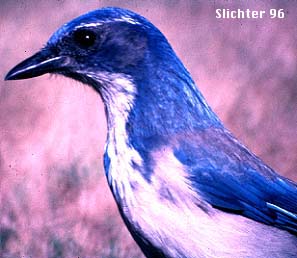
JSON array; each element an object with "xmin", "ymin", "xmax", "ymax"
[{"xmin": 1, "ymin": 1, "xmax": 296, "ymax": 257}]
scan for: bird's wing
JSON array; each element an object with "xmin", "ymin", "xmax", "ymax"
[{"xmin": 173, "ymin": 129, "xmax": 297, "ymax": 234}]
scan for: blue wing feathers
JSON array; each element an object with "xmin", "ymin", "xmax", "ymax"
[{"xmin": 173, "ymin": 128, "xmax": 297, "ymax": 234}]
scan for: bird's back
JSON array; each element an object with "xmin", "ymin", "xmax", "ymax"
[{"xmin": 173, "ymin": 128, "xmax": 297, "ymax": 233}]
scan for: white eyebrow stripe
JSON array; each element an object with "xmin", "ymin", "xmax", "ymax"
[
  {"xmin": 116, "ymin": 16, "xmax": 140, "ymax": 25},
  {"xmin": 75, "ymin": 22, "xmax": 103, "ymax": 29},
  {"xmin": 74, "ymin": 16, "xmax": 141, "ymax": 30}
]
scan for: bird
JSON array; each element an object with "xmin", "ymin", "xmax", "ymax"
[{"xmin": 5, "ymin": 6, "xmax": 297, "ymax": 258}]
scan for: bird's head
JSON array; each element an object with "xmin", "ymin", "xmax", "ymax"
[
  {"xmin": 5, "ymin": 7, "xmax": 221, "ymax": 138},
  {"xmin": 5, "ymin": 8, "xmax": 154, "ymax": 84}
]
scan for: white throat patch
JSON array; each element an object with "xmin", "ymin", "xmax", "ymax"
[{"xmin": 83, "ymin": 71, "xmax": 141, "ymax": 203}]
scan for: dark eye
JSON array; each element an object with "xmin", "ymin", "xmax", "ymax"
[{"xmin": 73, "ymin": 29, "xmax": 96, "ymax": 48}]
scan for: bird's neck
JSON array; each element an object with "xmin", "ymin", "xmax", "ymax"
[
  {"xmin": 99, "ymin": 70, "xmax": 220, "ymax": 256},
  {"xmin": 100, "ymin": 75, "xmax": 213, "ymax": 257},
  {"xmin": 99, "ymin": 73, "xmax": 139, "ymax": 203},
  {"xmin": 99, "ymin": 67, "xmax": 221, "ymax": 198},
  {"xmin": 128, "ymin": 70, "xmax": 221, "ymax": 137}
]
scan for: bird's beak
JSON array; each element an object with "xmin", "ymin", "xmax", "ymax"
[{"xmin": 5, "ymin": 49, "xmax": 69, "ymax": 80}]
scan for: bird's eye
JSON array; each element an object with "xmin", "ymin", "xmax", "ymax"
[{"xmin": 73, "ymin": 29, "xmax": 96, "ymax": 48}]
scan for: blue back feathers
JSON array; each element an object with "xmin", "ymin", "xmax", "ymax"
[{"xmin": 173, "ymin": 128, "xmax": 297, "ymax": 234}]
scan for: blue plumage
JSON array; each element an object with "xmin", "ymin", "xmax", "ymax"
[
  {"xmin": 5, "ymin": 6, "xmax": 297, "ymax": 258},
  {"xmin": 173, "ymin": 129, "xmax": 297, "ymax": 233}
]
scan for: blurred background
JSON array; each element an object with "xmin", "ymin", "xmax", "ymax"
[{"xmin": 0, "ymin": 1, "xmax": 296, "ymax": 257}]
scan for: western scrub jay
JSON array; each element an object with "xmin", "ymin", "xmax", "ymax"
[{"xmin": 5, "ymin": 7, "xmax": 297, "ymax": 258}]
